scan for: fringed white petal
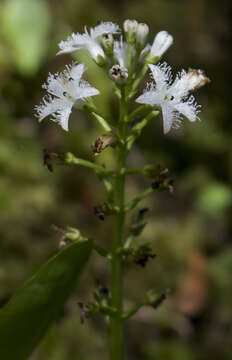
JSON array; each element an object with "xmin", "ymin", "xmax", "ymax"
[
  {"xmin": 52, "ymin": 106, "xmax": 72, "ymax": 131},
  {"xmin": 58, "ymin": 33, "xmax": 90, "ymax": 55},
  {"xmin": 174, "ymin": 95, "xmax": 201, "ymax": 122},
  {"xmin": 65, "ymin": 63, "xmax": 85, "ymax": 83},
  {"xmin": 148, "ymin": 63, "xmax": 172, "ymax": 91},
  {"xmin": 58, "ymin": 32, "xmax": 104, "ymax": 60},
  {"xmin": 170, "ymin": 69, "xmax": 196, "ymax": 100},
  {"xmin": 136, "ymin": 89, "xmax": 162, "ymax": 107},
  {"xmin": 35, "ymin": 97, "xmax": 68, "ymax": 122},
  {"xmin": 74, "ymin": 82, "xmax": 100, "ymax": 99},
  {"xmin": 91, "ymin": 22, "xmax": 120, "ymax": 39},
  {"xmin": 42, "ymin": 73, "xmax": 68, "ymax": 98},
  {"xmin": 114, "ymin": 37, "xmax": 128, "ymax": 68},
  {"xmin": 161, "ymin": 103, "xmax": 181, "ymax": 134}
]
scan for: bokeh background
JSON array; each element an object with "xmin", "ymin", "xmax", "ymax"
[{"xmin": 0, "ymin": 0, "xmax": 232, "ymax": 359}]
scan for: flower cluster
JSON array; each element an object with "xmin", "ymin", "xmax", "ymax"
[{"xmin": 35, "ymin": 19, "xmax": 209, "ymax": 133}]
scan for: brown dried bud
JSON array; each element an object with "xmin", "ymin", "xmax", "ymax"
[
  {"xmin": 109, "ymin": 64, "xmax": 128, "ymax": 84},
  {"xmin": 185, "ymin": 69, "xmax": 211, "ymax": 91},
  {"xmin": 133, "ymin": 243, "xmax": 156, "ymax": 267},
  {"xmin": 43, "ymin": 148, "xmax": 59, "ymax": 172},
  {"xmin": 91, "ymin": 134, "xmax": 118, "ymax": 156},
  {"xmin": 78, "ymin": 302, "xmax": 91, "ymax": 324},
  {"xmin": 93, "ymin": 205, "xmax": 105, "ymax": 221},
  {"xmin": 93, "ymin": 202, "xmax": 115, "ymax": 221},
  {"xmin": 151, "ymin": 166, "xmax": 174, "ymax": 193},
  {"xmin": 43, "ymin": 148, "xmax": 53, "ymax": 172}
]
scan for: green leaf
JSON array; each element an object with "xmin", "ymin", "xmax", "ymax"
[
  {"xmin": 0, "ymin": 0, "xmax": 51, "ymax": 75},
  {"xmin": 196, "ymin": 182, "xmax": 232, "ymax": 215},
  {"xmin": 0, "ymin": 240, "xmax": 92, "ymax": 359}
]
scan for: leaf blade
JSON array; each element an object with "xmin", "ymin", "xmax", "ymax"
[{"xmin": 0, "ymin": 240, "xmax": 92, "ymax": 359}]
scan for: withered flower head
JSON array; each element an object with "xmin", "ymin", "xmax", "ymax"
[
  {"xmin": 185, "ymin": 68, "xmax": 211, "ymax": 91},
  {"xmin": 152, "ymin": 166, "xmax": 174, "ymax": 193},
  {"xmin": 133, "ymin": 243, "xmax": 156, "ymax": 267},
  {"xmin": 91, "ymin": 134, "xmax": 118, "ymax": 156}
]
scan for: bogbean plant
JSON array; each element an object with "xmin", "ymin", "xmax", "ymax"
[{"xmin": 36, "ymin": 20, "xmax": 209, "ymax": 359}]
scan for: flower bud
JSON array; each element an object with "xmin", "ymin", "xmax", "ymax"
[
  {"xmin": 100, "ymin": 33, "xmax": 114, "ymax": 55},
  {"xmin": 123, "ymin": 19, "xmax": 138, "ymax": 43},
  {"xmin": 146, "ymin": 30, "xmax": 173, "ymax": 64},
  {"xmin": 66, "ymin": 227, "xmax": 81, "ymax": 241},
  {"xmin": 136, "ymin": 23, "xmax": 149, "ymax": 46},
  {"xmin": 109, "ymin": 64, "xmax": 128, "ymax": 84},
  {"xmin": 145, "ymin": 290, "xmax": 166, "ymax": 309}
]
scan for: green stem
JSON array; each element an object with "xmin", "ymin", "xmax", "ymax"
[
  {"xmin": 63, "ymin": 152, "xmax": 110, "ymax": 174},
  {"xmin": 125, "ymin": 187, "xmax": 153, "ymax": 211},
  {"xmin": 122, "ymin": 302, "xmax": 144, "ymax": 320},
  {"xmin": 129, "ymin": 63, "xmax": 148, "ymax": 98},
  {"xmin": 110, "ymin": 89, "xmax": 127, "ymax": 360},
  {"xmin": 126, "ymin": 105, "xmax": 151, "ymax": 123},
  {"xmin": 126, "ymin": 111, "xmax": 160, "ymax": 151},
  {"xmin": 126, "ymin": 43, "xmax": 134, "ymax": 78},
  {"xmin": 121, "ymin": 168, "xmax": 145, "ymax": 175}
]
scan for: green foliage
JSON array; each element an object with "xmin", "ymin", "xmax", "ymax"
[
  {"xmin": 144, "ymin": 341, "xmax": 197, "ymax": 360},
  {"xmin": 196, "ymin": 182, "xmax": 232, "ymax": 215},
  {"xmin": 0, "ymin": 241, "xmax": 92, "ymax": 359},
  {"xmin": 0, "ymin": 0, "xmax": 51, "ymax": 75}
]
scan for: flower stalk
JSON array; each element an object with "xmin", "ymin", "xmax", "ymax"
[
  {"xmin": 35, "ymin": 18, "xmax": 209, "ymax": 360},
  {"xmin": 110, "ymin": 90, "xmax": 128, "ymax": 360}
]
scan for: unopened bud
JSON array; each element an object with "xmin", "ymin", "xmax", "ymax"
[
  {"xmin": 136, "ymin": 23, "xmax": 149, "ymax": 46},
  {"xmin": 100, "ymin": 33, "xmax": 114, "ymax": 55},
  {"xmin": 66, "ymin": 227, "xmax": 81, "ymax": 241},
  {"xmin": 109, "ymin": 64, "xmax": 128, "ymax": 84},
  {"xmin": 123, "ymin": 19, "xmax": 138, "ymax": 43},
  {"xmin": 146, "ymin": 30, "xmax": 173, "ymax": 64},
  {"xmin": 145, "ymin": 289, "xmax": 166, "ymax": 309}
]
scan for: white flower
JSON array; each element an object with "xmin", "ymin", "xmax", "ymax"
[
  {"xmin": 58, "ymin": 22, "xmax": 120, "ymax": 63},
  {"xmin": 147, "ymin": 31, "xmax": 173, "ymax": 62},
  {"xmin": 136, "ymin": 63, "xmax": 201, "ymax": 134},
  {"xmin": 35, "ymin": 63, "xmax": 99, "ymax": 131},
  {"xmin": 113, "ymin": 37, "xmax": 128, "ymax": 68}
]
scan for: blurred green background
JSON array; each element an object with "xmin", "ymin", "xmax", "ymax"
[{"xmin": 0, "ymin": 0, "xmax": 232, "ymax": 359}]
